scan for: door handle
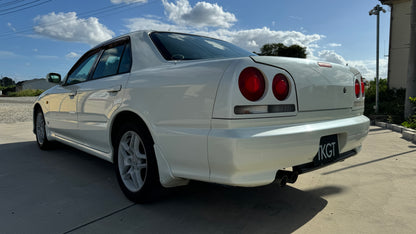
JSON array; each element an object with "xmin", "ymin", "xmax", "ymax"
[
  {"xmin": 107, "ymin": 85, "xmax": 122, "ymax": 93},
  {"xmin": 69, "ymin": 90, "xmax": 77, "ymax": 97}
]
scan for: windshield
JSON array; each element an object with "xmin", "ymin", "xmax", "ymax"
[{"xmin": 150, "ymin": 32, "xmax": 255, "ymax": 61}]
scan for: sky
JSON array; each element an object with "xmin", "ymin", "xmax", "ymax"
[{"xmin": 0, "ymin": 0, "xmax": 391, "ymax": 82}]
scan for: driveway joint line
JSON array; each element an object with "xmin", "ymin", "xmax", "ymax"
[{"xmin": 63, "ymin": 203, "xmax": 136, "ymax": 233}]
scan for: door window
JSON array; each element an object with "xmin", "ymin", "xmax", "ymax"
[
  {"xmin": 66, "ymin": 53, "xmax": 99, "ymax": 85},
  {"xmin": 118, "ymin": 43, "xmax": 132, "ymax": 74},
  {"xmin": 92, "ymin": 45, "xmax": 125, "ymax": 79}
]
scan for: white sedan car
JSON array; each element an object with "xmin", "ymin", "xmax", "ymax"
[{"xmin": 33, "ymin": 31, "xmax": 369, "ymax": 203}]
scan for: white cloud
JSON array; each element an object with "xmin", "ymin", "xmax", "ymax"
[
  {"xmin": 33, "ymin": 12, "xmax": 115, "ymax": 46},
  {"xmin": 347, "ymin": 59, "xmax": 388, "ymax": 80},
  {"xmin": 161, "ymin": 0, "xmax": 237, "ymax": 28},
  {"xmin": 110, "ymin": 0, "xmax": 147, "ymax": 4},
  {"xmin": 248, "ymin": 40, "xmax": 258, "ymax": 47},
  {"xmin": 328, "ymin": 43, "xmax": 341, "ymax": 47},
  {"xmin": 318, "ymin": 50, "xmax": 347, "ymax": 65},
  {"xmin": 124, "ymin": 0, "xmax": 384, "ymax": 81},
  {"xmin": 126, "ymin": 17, "xmax": 188, "ymax": 31},
  {"xmin": 125, "ymin": 17, "xmax": 386, "ymax": 80},
  {"xmin": 0, "ymin": 51, "xmax": 17, "ymax": 59},
  {"xmin": 315, "ymin": 50, "xmax": 388, "ymax": 79},
  {"xmin": 124, "ymin": 1, "xmax": 319, "ymax": 54},
  {"xmin": 289, "ymin": 16, "xmax": 302, "ymax": 21},
  {"xmin": 36, "ymin": 55, "xmax": 59, "ymax": 59},
  {"xmin": 7, "ymin": 22, "xmax": 16, "ymax": 32},
  {"xmin": 126, "ymin": 18, "xmax": 322, "ymax": 54},
  {"xmin": 66, "ymin": 52, "xmax": 80, "ymax": 59},
  {"xmin": 212, "ymin": 28, "xmax": 322, "ymax": 53}
]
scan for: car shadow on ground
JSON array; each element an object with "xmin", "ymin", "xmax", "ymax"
[
  {"xmin": 322, "ymin": 148, "xmax": 416, "ymax": 176},
  {"xmin": 0, "ymin": 141, "xmax": 343, "ymax": 234}
]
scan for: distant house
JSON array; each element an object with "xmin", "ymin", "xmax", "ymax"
[
  {"xmin": 16, "ymin": 78, "xmax": 56, "ymax": 92},
  {"xmin": 380, "ymin": 0, "xmax": 412, "ymax": 89}
]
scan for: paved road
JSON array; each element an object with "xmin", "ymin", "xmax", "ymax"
[{"xmin": 1, "ymin": 123, "xmax": 415, "ymax": 234}]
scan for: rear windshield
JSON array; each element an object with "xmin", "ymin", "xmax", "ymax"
[{"xmin": 150, "ymin": 32, "xmax": 254, "ymax": 61}]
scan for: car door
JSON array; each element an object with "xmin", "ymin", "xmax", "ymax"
[
  {"xmin": 76, "ymin": 39, "xmax": 132, "ymax": 153},
  {"xmin": 46, "ymin": 51, "xmax": 100, "ymax": 140}
]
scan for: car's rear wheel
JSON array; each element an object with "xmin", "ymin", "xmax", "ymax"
[
  {"xmin": 35, "ymin": 110, "xmax": 51, "ymax": 150},
  {"xmin": 114, "ymin": 122, "xmax": 162, "ymax": 203}
]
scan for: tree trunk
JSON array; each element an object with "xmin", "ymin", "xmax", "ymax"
[{"xmin": 405, "ymin": 0, "xmax": 416, "ymax": 119}]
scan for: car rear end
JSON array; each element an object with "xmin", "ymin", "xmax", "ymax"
[{"xmin": 208, "ymin": 56, "xmax": 369, "ymax": 186}]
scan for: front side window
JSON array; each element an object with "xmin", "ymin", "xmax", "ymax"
[
  {"xmin": 150, "ymin": 32, "xmax": 254, "ymax": 61},
  {"xmin": 65, "ymin": 38, "xmax": 132, "ymax": 84},
  {"xmin": 66, "ymin": 53, "xmax": 99, "ymax": 85}
]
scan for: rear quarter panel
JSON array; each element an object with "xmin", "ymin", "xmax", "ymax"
[{"xmin": 121, "ymin": 59, "xmax": 235, "ymax": 181}]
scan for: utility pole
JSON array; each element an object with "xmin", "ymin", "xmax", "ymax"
[
  {"xmin": 369, "ymin": 5, "xmax": 386, "ymax": 114},
  {"xmin": 405, "ymin": 0, "xmax": 416, "ymax": 119}
]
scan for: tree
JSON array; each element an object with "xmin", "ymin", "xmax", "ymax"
[
  {"xmin": 259, "ymin": 43, "xmax": 307, "ymax": 58},
  {"xmin": 0, "ymin": 77, "xmax": 15, "ymax": 87},
  {"xmin": 405, "ymin": 0, "xmax": 416, "ymax": 119}
]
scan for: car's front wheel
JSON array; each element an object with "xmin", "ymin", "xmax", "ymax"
[
  {"xmin": 114, "ymin": 122, "xmax": 162, "ymax": 203},
  {"xmin": 35, "ymin": 110, "xmax": 51, "ymax": 150}
]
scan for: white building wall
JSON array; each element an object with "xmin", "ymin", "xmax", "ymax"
[
  {"xmin": 387, "ymin": 0, "xmax": 411, "ymax": 89},
  {"xmin": 21, "ymin": 79, "xmax": 56, "ymax": 91}
]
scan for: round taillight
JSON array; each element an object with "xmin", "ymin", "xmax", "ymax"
[
  {"xmin": 273, "ymin": 74, "xmax": 290, "ymax": 101},
  {"xmin": 355, "ymin": 79, "xmax": 360, "ymax": 98},
  {"xmin": 238, "ymin": 67, "xmax": 265, "ymax": 102},
  {"xmin": 361, "ymin": 78, "xmax": 365, "ymax": 96}
]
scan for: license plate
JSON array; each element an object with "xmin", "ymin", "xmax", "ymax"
[{"xmin": 314, "ymin": 134, "xmax": 340, "ymax": 166}]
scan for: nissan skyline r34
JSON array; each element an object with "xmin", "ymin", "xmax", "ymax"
[{"xmin": 33, "ymin": 31, "xmax": 369, "ymax": 202}]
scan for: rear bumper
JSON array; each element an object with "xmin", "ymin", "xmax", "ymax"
[{"xmin": 207, "ymin": 115, "xmax": 369, "ymax": 186}]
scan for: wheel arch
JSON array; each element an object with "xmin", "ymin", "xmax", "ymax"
[
  {"xmin": 109, "ymin": 110, "xmax": 189, "ymax": 188},
  {"xmin": 33, "ymin": 103, "xmax": 43, "ymax": 133},
  {"xmin": 110, "ymin": 110, "xmax": 154, "ymax": 156}
]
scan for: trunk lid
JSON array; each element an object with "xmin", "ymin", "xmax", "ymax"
[{"xmin": 251, "ymin": 56, "xmax": 355, "ymax": 112}]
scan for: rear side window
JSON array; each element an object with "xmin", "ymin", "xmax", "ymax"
[
  {"xmin": 118, "ymin": 43, "xmax": 132, "ymax": 74},
  {"xmin": 93, "ymin": 44, "xmax": 125, "ymax": 79},
  {"xmin": 150, "ymin": 32, "xmax": 254, "ymax": 61}
]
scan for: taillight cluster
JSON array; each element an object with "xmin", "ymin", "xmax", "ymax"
[
  {"xmin": 238, "ymin": 67, "xmax": 265, "ymax": 101},
  {"xmin": 361, "ymin": 77, "xmax": 365, "ymax": 96},
  {"xmin": 354, "ymin": 77, "xmax": 365, "ymax": 98},
  {"xmin": 273, "ymin": 74, "xmax": 290, "ymax": 101},
  {"xmin": 238, "ymin": 67, "xmax": 290, "ymax": 102}
]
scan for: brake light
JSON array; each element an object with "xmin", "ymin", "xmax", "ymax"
[
  {"xmin": 273, "ymin": 74, "xmax": 290, "ymax": 101},
  {"xmin": 355, "ymin": 79, "xmax": 360, "ymax": 98},
  {"xmin": 239, "ymin": 67, "xmax": 265, "ymax": 102},
  {"xmin": 318, "ymin": 62, "xmax": 332, "ymax": 68},
  {"xmin": 361, "ymin": 77, "xmax": 365, "ymax": 96}
]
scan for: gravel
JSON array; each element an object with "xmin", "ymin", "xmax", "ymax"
[{"xmin": 0, "ymin": 97, "xmax": 37, "ymax": 123}]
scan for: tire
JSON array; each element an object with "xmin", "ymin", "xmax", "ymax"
[
  {"xmin": 35, "ymin": 110, "xmax": 51, "ymax": 150},
  {"xmin": 114, "ymin": 122, "xmax": 163, "ymax": 203}
]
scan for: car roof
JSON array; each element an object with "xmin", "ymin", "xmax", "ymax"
[{"xmin": 91, "ymin": 30, "xmax": 151, "ymax": 50}]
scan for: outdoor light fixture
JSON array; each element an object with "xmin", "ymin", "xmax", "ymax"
[
  {"xmin": 369, "ymin": 4, "xmax": 386, "ymax": 114},
  {"xmin": 369, "ymin": 5, "xmax": 386, "ymax": 16}
]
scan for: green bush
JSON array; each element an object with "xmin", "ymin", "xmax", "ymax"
[
  {"xmin": 0, "ymin": 85, "xmax": 16, "ymax": 90},
  {"xmin": 8, "ymin": 89, "xmax": 44, "ymax": 97},
  {"xmin": 402, "ymin": 97, "xmax": 416, "ymax": 129},
  {"xmin": 364, "ymin": 78, "xmax": 405, "ymax": 123}
]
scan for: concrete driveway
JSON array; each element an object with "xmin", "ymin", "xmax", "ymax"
[{"xmin": 1, "ymin": 122, "xmax": 415, "ymax": 234}]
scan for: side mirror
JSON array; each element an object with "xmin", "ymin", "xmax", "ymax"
[{"xmin": 46, "ymin": 73, "xmax": 61, "ymax": 84}]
